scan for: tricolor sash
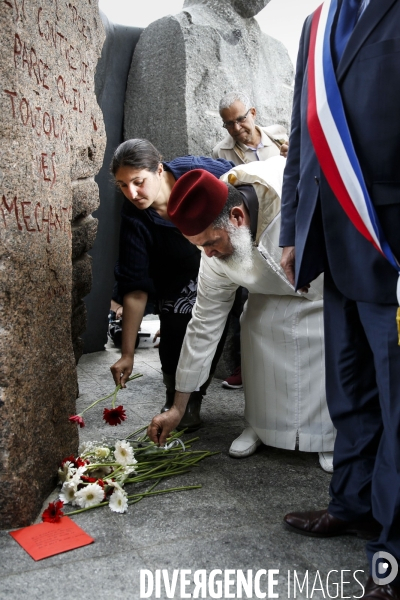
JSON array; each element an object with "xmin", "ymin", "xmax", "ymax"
[{"xmin": 307, "ymin": 0, "xmax": 400, "ymax": 341}]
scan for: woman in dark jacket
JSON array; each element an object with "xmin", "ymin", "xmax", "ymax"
[{"xmin": 110, "ymin": 138, "xmax": 233, "ymax": 430}]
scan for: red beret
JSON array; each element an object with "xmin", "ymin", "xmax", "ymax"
[{"xmin": 167, "ymin": 169, "xmax": 229, "ymax": 236}]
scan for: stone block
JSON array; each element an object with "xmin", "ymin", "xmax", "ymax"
[
  {"xmin": 72, "ymin": 178, "xmax": 100, "ymax": 220},
  {"xmin": 70, "ymin": 140, "xmax": 105, "ymax": 181},
  {"xmin": 82, "ymin": 16, "xmax": 143, "ymax": 354},
  {"xmin": 72, "ymin": 215, "xmax": 98, "ymax": 260},
  {"xmin": 71, "ymin": 302, "xmax": 87, "ymax": 341},
  {"xmin": 0, "ymin": 0, "xmax": 105, "ymax": 527},
  {"xmin": 71, "ymin": 302, "xmax": 87, "ymax": 363},
  {"xmin": 73, "ymin": 336, "xmax": 85, "ymax": 364},
  {"xmin": 72, "ymin": 253, "xmax": 93, "ymax": 309},
  {"xmin": 124, "ymin": 0, "xmax": 293, "ymax": 160}
]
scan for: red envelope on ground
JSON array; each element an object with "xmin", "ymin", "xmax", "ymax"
[{"xmin": 9, "ymin": 516, "xmax": 94, "ymax": 560}]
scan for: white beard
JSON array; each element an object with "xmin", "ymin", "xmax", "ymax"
[{"xmin": 218, "ymin": 223, "xmax": 254, "ymax": 271}]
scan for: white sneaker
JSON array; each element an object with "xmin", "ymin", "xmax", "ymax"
[
  {"xmin": 318, "ymin": 452, "xmax": 334, "ymax": 473},
  {"xmin": 229, "ymin": 427, "xmax": 262, "ymax": 458}
]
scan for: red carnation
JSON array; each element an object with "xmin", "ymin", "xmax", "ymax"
[
  {"xmin": 81, "ymin": 476, "xmax": 96, "ymax": 483},
  {"xmin": 60, "ymin": 456, "xmax": 88, "ymax": 469},
  {"xmin": 69, "ymin": 414, "xmax": 85, "ymax": 428},
  {"xmin": 42, "ymin": 500, "xmax": 64, "ymax": 523},
  {"xmin": 103, "ymin": 405, "xmax": 127, "ymax": 426},
  {"xmin": 61, "ymin": 455, "xmax": 75, "ymax": 467},
  {"xmin": 81, "ymin": 476, "xmax": 105, "ymax": 487}
]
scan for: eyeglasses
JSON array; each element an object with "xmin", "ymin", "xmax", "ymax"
[{"xmin": 222, "ymin": 109, "xmax": 251, "ymax": 129}]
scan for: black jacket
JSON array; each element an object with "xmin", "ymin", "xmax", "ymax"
[{"xmin": 114, "ymin": 155, "xmax": 234, "ymax": 303}]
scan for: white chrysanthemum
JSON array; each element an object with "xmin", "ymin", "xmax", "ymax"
[
  {"xmin": 114, "ymin": 440, "xmax": 136, "ymax": 467},
  {"xmin": 75, "ymin": 482, "xmax": 105, "ymax": 508},
  {"xmin": 113, "ymin": 465, "xmax": 137, "ymax": 483},
  {"xmin": 58, "ymin": 462, "xmax": 75, "ymax": 484},
  {"xmin": 94, "ymin": 446, "xmax": 110, "ymax": 459},
  {"xmin": 109, "ymin": 489, "xmax": 128, "ymax": 513},
  {"xmin": 70, "ymin": 466, "xmax": 87, "ymax": 485},
  {"xmin": 79, "ymin": 442, "xmax": 111, "ymax": 461},
  {"xmin": 123, "ymin": 465, "xmax": 136, "ymax": 475},
  {"xmin": 107, "ymin": 480, "xmax": 124, "ymax": 493},
  {"xmin": 59, "ymin": 481, "xmax": 78, "ymax": 505}
]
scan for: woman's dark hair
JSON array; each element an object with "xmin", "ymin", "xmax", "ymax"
[{"xmin": 110, "ymin": 139, "xmax": 162, "ymax": 176}]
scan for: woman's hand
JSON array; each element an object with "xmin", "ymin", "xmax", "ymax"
[
  {"xmin": 110, "ymin": 354, "xmax": 133, "ymax": 388},
  {"xmin": 111, "ymin": 290, "xmax": 148, "ymax": 387},
  {"xmin": 110, "ymin": 299, "xmax": 123, "ymax": 319},
  {"xmin": 153, "ymin": 329, "xmax": 160, "ymax": 348}
]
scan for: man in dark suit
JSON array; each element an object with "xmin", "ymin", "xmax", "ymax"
[{"xmin": 279, "ymin": 0, "xmax": 400, "ymax": 597}]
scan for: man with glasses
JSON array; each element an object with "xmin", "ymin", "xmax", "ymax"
[
  {"xmin": 210, "ymin": 92, "xmax": 327, "ymax": 466},
  {"xmin": 212, "ymin": 91, "xmax": 288, "ymax": 166}
]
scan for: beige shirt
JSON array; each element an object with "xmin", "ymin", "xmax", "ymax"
[{"xmin": 211, "ymin": 125, "xmax": 288, "ymax": 166}]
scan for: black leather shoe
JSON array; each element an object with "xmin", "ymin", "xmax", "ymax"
[
  {"xmin": 362, "ymin": 576, "xmax": 400, "ymax": 599},
  {"xmin": 283, "ymin": 508, "xmax": 381, "ymax": 540}
]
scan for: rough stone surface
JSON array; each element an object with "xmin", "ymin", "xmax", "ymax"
[
  {"xmin": 82, "ymin": 14, "xmax": 143, "ymax": 354},
  {"xmin": 0, "ymin": 0, "xmax": 105, "ymax": 527},
  {"xmin": 71, "ymin": 302, "xmax": 87, "ymax": 341},
  {"xmin": 72, "ymin": 254, "xmax": 93, "ymax": 308},
  {"xmin": 124, "ymin": 0, "xmax": 294, "ymax": 160},
  {"xmin": 71, "ymin": 178, "xmax": 100, "ymax": 220},
  {"xmin": 71, "ymin": 215, "xmax": 98, "ymax": 260}
]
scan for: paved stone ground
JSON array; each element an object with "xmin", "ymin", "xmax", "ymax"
[{"xmin": 0, "ymin": 344, "xmax": 370, "ymax": 599}]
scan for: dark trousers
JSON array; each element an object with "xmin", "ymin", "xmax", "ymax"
[
  {"xmin": 158, "ymin": 311, "xmax": 229, "ymax": 398},
  {"xmin": 324, "ymin": 270, "xmax": 400, "ymax": 582},
  {"xmin": 230, "ymin": 286, "xmax": 248, "ymax": 368}
]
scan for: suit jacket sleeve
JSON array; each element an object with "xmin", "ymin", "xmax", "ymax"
[{"xmin": 279, "ymin": 16, "xmax": 311, "ymax": 247}]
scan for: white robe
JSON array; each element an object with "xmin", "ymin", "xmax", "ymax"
[{"xmin": 175, "ymin": 158, "xmax": 335, "ymax": 452}]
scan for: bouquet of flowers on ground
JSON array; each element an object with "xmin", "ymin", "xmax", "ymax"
[
  {"xmin": 42, "ymin": 374, "xmax": 216, "ymax": 521},
  {"xmin": 45, "ymin": 427, "xmax": 215, "ymax": 518}
]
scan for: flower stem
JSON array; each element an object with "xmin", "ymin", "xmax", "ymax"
[
  {"xmin": 127, "ymin": 485, "xmax": 201, "ymax": 502},
  {"xmin": 66, "ymin": 501, "xmax": 109, "ymax": 515},
  {"xmin": 80, "ymin": 374, "xmax": 143, "ymax": 416},
  {"xmin": 125, "ymin": 469, "xmax": 192, "ymax": 483},
  {"xmin": 126, "ymin": 424, "xmax": 148, "ymax": 439},
  {"xmin": 127, "ymin": 478, "xmax": 161, "ymax": 506}
]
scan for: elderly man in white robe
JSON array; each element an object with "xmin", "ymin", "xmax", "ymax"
[{"xmin": 147, "ymin": 158, "xmax": 335, "ymax": 472}]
